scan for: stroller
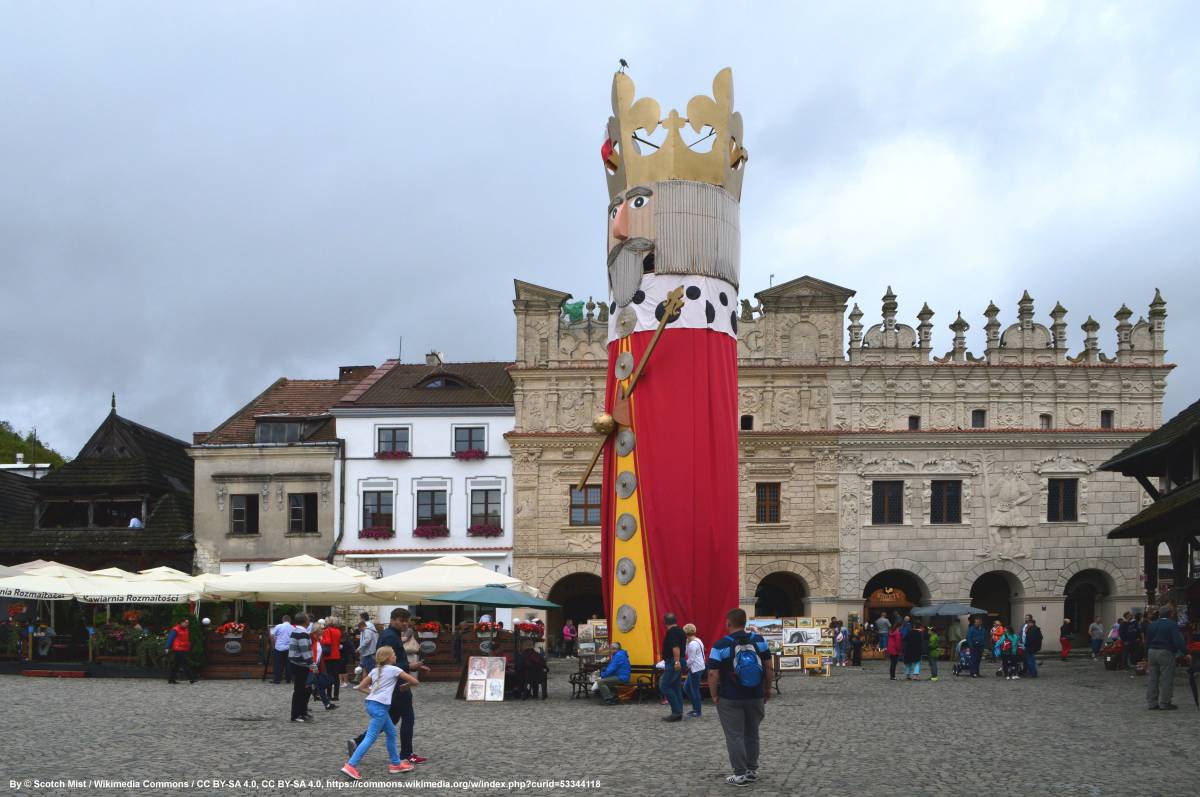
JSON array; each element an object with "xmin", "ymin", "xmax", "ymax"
[{"xmin": 952, "ymin": 640, "xmax": 970, "ymax": 676}]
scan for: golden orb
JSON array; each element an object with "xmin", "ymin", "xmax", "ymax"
[{"xmin": 592, "ymin": 413, "xmax": 616, "ymax": 435}]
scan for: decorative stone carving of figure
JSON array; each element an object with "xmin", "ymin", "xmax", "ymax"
[{"xmin": 981, "ymin": 463, "xmax": 1031, "ymax": 559}]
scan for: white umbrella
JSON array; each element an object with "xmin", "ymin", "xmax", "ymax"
[
  {"xmin": 0, "ymin": 564, "xmax": 94, "ymax": 600},
  {"xmin": 201, "ymin": 554, "xmax": 377, "ymax": 603},
  {"xmin": 79, "ymin": 567, "xmax": 200, "ymax": 604},
  {"xmin": 365, "ymin": 554, "xmax": 537, "ymax": 603}
]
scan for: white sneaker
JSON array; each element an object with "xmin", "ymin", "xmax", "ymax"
[
  {"xmin": 725, "ymin": 775, "xmax": 748, "ymax": 787},
  {"xmin": 1013, "ymin": 675, "xmax": 1020, "ymax": 679},
  {"xmin": 744, "ymin": 770, "xmax": 758, "ymax": 783}
]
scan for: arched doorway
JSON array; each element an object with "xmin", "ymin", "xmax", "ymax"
[
  {"xmin": 754, "ymin": 572, "xmax": 808, "ymax": 617},
  {"xmin": 862, "ymin": 569, "xmax": 930, "ymax": 625},
  {"xmin": 1063, "ymin": 569, "xmax": 1113, "ymax": 641},
  {"xmin": 970, "ymin": 571, "xmax": 1022, "ymax": 627},
  {"xmin": 547, "ymin": 572, "xmax": 603, "ymax": 655}
]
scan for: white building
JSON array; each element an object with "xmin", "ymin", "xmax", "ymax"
[
  {"xmin": 330, "ymin": 354, "xmax": 516, "ymax": 608},
  {"xmin": 1, "ymin": 453, "xmax": 53, "ymax": 479}
]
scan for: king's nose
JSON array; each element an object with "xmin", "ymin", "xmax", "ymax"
[{"xmin": 611, "ymin": 203, "xmax": 629, "ymax": 241}]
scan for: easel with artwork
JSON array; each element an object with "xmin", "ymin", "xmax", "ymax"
[
  {"xmin": 753, "ymin": 616, "xmax": 834, "ymax": 677},
  {"xmin": 465, "ymin": 656, "xmax": 508, "ymax": 702}
]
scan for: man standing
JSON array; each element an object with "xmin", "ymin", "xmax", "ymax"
[
  {"xmin": 270, "ymin": 614, "xmax": 294, "ymax": 684},
  {"xmin": 966, "ymin": 616, "xmax": 987, "ymax": 678},
  {"xmin": 659, "ymin": 613, "xmax": 686, "ymax": 722},
  {"xmin": 595, "ymin": 641, "xmax": 631, "ymax": 704},
  {"xmin": 348, "ymin": 608, "xmax": 428, "ymax": 765},
  {"xmin": 874, "ymin": 613, "xmax": 891, "ymax": 653},
  {"xmin": 1059, "ymin": 618, "xmax": 1073, "ymax": 661},
  {"xmin": 1023, "ymin": 619, "xmax": 1043, "ymax": 678},
  {"xmin": 707, "ymin": 608, "xmax": 771, "ymax": 787},
  {"xmin": 165, "ymin": 618, "xmax": 196, "ymax": 685},
  {"xmin": 1088, "ymin": 618, "xmax": 1106, "ymax": 659},
  {"xmin": 287, "ymin": 612, "xmax": 314, "ymax": 722},
  {"xmin": 1119, "ymin": 612, "xmax": 1141, "ymax": 672},
  {"xmin": 1145, "ymin": 607, "xmax": 1189, "ymax": 711},
  {"xmin": 357, "ymin": 612, "xmax": 378, "ymax": 672}
]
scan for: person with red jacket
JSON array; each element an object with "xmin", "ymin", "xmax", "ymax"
[
  {"xmin": 322, "ymin": 617, "xmax": 345, "ymax": 700},
  {"xmin": 886, "ymin": 626, "xmax": 903, "ymax": 680},
  {"xmin": 165, "ymin": 619, "xmax": 196, "ymax": 684}
]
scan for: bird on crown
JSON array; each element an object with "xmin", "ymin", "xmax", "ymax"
[{"xmin": 579, "ymin": 67, "xmax": 747, "ymax": 667}]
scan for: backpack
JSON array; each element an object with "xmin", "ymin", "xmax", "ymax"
[{"xmin": 728, "ymin": 636, "xmax": 764, "ymax": 688}]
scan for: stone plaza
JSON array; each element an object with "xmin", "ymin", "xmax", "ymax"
[{"xmin": 4, "ymin": 657, "xmax": 1197, "ymax": 797}]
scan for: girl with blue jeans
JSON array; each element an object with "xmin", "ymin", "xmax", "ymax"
[
  {"xmin": 683, "ymin": 624, "xmax": 706, "ymax": 717},
  {"xmin": 341, "ymin": 646, "xmax": 420, "ymax": 781}
]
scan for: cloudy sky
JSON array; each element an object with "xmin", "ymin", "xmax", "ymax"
[{"xmin": 2, "ymin": 2, "xmax": 1197, "ymax": 454}]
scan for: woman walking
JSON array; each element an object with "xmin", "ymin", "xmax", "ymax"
[
  {"xmin": 562, "ymin": 619, "xmax": 576, "ymax": 658},
  {"xmin": 322, "ymin": 617, "xmax": 346, "ymax": 699},
  {"xmin": 341, "ymin": 646, "xmax": 420, "ymax": 781},
  {"xmin": 682, "ymin": 623, "xmax": 706, "ymax": 717}
]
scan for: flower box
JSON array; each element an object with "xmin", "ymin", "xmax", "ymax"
[
  {"xmin": 452, "ymin": 449, "xmax": 488, "ymax": 461},
  {"xmin": 467, "ymin": 523, "xmax": 503, "ymax": 538},
  {"xmin": 413, "ymin": 525, "xmax": 450, "ymax": 539},
  {"xmin": 375, "ymin": 450, "xmax": 412, "ymax": 460},
  {"xmin": 360, "ymin": 526, "xmax": 395, "ymax": 540}
]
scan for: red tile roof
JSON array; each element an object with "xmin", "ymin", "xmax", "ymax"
[{"xmin": 201, "ymin": 377, "xmax": 362, "ymax": 444}]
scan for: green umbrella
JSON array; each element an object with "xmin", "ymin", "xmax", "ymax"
[{"xmin": 422, "ymin": 584, "xmax": 560, "ymax": 609}]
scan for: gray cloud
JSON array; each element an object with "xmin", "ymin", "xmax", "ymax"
[{"xmin": 1, "ymin": 2, "xmax": 1196, "ymax": 452}]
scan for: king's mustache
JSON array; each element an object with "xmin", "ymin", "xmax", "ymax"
[{"xmin": 607, "ymin": 237, "xmax": 655, "ymax": 266}]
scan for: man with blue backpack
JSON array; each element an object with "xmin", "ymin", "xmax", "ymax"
[{"xmin": 706, "ymin": 608, "xmax": 772, "ymax": 787}]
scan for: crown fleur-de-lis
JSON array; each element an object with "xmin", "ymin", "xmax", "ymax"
[{"xmin": 603, "ymin": 68, "xmax": 748, "ymax": 201}]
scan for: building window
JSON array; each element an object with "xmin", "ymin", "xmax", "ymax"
[
  {"xmin": 454, "ymin": 426, "xmax": 486, "ymax": 454},
  {"xmin": 871, "ymin": 481, "xmax": 904, "ymax": 525},
  {"xmin": 470, "ymin": 489, "xmax": 502, "ymax": 527},
  {"xmin": 422, "ymin": 376, "xmax": 464, "ymax": 389},
  {"xmin": 1100, "ymin": 410, "xmax": 1114, "ymax": 429},
  {"xmin": 971, "ymin": 409, "xmax": 987, "ymax": 428},
  {"xmin": 417, "ymin": 489, "xmax": 448, "ymax": 526},
  {"xmin": 740, "ymin": 415, "xmax": 754, "ymax": 431},
  {"xmin": 929, "ymin": 480, "xmax": 962, "ymax": 524},
  {"xmin": 1047, "ymin": 478, "xmax": 1079, "ymax": 522},
  {"xmin": 288, "ymin": 493, "xmax": 318, "ymax": 534},
  {"xmin": 1039, "ymin": 413, "xmax": 1052, "ymax": 430},
  {"xmin": 569, "ymin": 485, "xmax": 601, "ymax": 526},
  {"xmin": 255, "ymin": 421, "xmax": 305, "ymax": 443},
  {"xmin": 37, "ymin": 500, "xmax": 90, "ymax": 529},
  {"xmin": 92, "ymin": 500, "xmax": 143, "ymax": 528},
  {"xmin": 362, "ymin": 490, "xmax": 393, "ymax": 531},
  {"xmin": 230, "ymin": 494, "xmax": 260, "ymax": 535},
  {"xmin": 755, "ymin": 482, "xmax": 781, "ymax": 523},
  {"xmin": 377, "ymin": 427, "xmax": 410, "ymax": 454},
  {"xmin": 907, "ymin": 415, "xmax": 921, "ymax": 431}
]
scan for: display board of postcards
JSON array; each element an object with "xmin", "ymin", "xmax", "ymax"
[
  {"xmin": 465, "ymin": 656, "xmax": 509, "ymax": 701},
  {"xmin": 747, "ymin": 617, "xmax": 834, "ymax": 676}
]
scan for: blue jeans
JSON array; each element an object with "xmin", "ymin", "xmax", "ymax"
[
  {"xmin": 1090, "ymin": 639, "xmax": 1102, "ymax": 657},
  {"xmin": 833, "ymin": 644, "xmax": 846, "ymax": 664},
  {"xmin": 968, "ymin": 647, "xmax": 982, "ymax": 676},
  {"xmin": 684, "ymin": 670, "xmax": 702, "ymax": 714},
  {"xmin": 926, "ymin": 655, "xmax": 938, "ymax": 678},
  {"xmin": 350, "ymin": 700, "xmax": 401, "ymax": 767},
  {"xmin": 272, "ymin": 649, "xmax": 289, "ymax": 683},
  {"xmin": 660, "ymin": 665, "xmax": 684, "ymax": 716},
  {"xmin": 1024, "ymin": 650, "xmax": 1038, "ymax": 677}
]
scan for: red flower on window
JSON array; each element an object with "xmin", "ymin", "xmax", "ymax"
[
  {"xmin": 467, "ymin": 523, "xmax": 503, "ymax": 538},
  {"xmin": 453, "ymin": 449, "xmax": 488, "ymax": 461},
  {"xmin": 359, "ymin": 526, "xmax": 395, "ymax": 539},
  {"xmin": 375, "ymin": 450, "xmax": 412, "ymax": 460},
  {"xmin": 413, "ymin": 525, "xmax": 450, "ymax": 539}
]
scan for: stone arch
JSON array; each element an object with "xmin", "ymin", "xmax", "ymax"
[
  {"xmin": 1053, "ymin": 558, "xmax": 1131, "ymax": 596},
  {"xmin": 746, "ymin": 559, "xmax": 820, "ymax": 595},
  {"xmin": 859, "ymin": 558, "xmax": 940, "ymax": 600},
  {"xmin": 540, "ymin": 558, "xmax": 602, "ymax": 595},
  {"xmin": 961, "ymin": 560, "xmax": 1036, "ymax": 598}
]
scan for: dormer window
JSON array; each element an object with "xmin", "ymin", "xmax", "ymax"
[
  {"xmin": 422, "ymin": 376, "xmax": 465, "ymax": 389},
  {"xmin": 254, "ymin": 420, "xmax": 320, "ymax": 443}
]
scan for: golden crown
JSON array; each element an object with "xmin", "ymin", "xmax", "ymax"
[{"xmin": 603, "ymin": 68, "xmax": 748, "ymax": 201}]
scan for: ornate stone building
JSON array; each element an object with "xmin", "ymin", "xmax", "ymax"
[{"xmin": 508, "ymin": 276, "xmax": 1171, "ymax": 647}]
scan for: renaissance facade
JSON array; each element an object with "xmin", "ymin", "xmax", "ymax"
[{"xmin": 508, "ymin": 276, "xmax": 1171, "ymax": 647}]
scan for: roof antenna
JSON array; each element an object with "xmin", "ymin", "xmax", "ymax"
[{"xmin": 398, "ymin": 336, "xmax": 403, "ymax": 363}]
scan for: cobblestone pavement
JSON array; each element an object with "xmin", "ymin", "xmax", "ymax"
[{"xmin": 2, "ymin": 657, "xmax": 1197, "ymax": 797}]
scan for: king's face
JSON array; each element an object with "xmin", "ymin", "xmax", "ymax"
[{"xmin": 607, "ymin": 185, "xmax": 656, "ymax": 253}]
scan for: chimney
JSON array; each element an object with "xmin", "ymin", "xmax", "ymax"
[
  {"xmin": 15, "ymin": 453, "xmax": 24, "ymax": 464},
  {"xmin": 425, "ymin": 351, "xmax": 444, "ymax": 366},
  {"xmin": 339, "ymin": 365, "xmax": 376, "ymax": 384}
]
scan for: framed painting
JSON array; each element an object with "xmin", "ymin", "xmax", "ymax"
[
  {"xmin": 797, "ymin": 617, "xmax": 814, "ymax": 628},
  {"xmin": 803, "ymin": 654, "xmax": 821, "ymax": 670},
  {"xmin": 484, "ymin": 678, "xmax": 505, "ymax": 701},
  {"xmin": 467, "ymin": 656, "xmax": 488, "ymax": 680},
  {"xmin": 782, "ymin": 618, "xmax": 798, "ymax": 628},
  {"xmin": 782, "ymin": 645, "xmax": 800, "ymax": 657},
  {"xmin": 466, "ymin": 680, "xmax": 486, "ymax": 701},
  {"xmin": 778, "ymin": 656, "xmax": 802, "ymax": 671}
]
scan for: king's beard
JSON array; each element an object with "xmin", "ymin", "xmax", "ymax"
[{"xmin": 607, "ymin": 237, "xmax": 655, "ymax": 307}]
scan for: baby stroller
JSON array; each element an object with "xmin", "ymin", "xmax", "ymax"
[{"xmin": 952, "ymin": 640, "xmax": 970, "ymax": 676}]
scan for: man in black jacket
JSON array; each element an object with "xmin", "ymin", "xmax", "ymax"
[
  {"xmin": 347, "ymin": 607, "xmax": 429, "ymax": 764},
  {"xmin": 1023, "ymin": 619, "xmax": 1043, "ymax": 678}
]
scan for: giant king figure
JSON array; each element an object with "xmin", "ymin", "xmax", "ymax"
[{"xmin": 579, "ymin": 68, "xmax": 747, "ymax": 664}]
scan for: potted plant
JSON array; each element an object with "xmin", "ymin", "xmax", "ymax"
[
  {"xmin": 452, "ymin": 449, "xmax": 487, "ymax": 461},
  {"xmin": 413, "ymin": 524, "xmax": 450, "ymax": 539},
  {"xmin": 374, "ymin": 450, "xmax": 412, "ymax": 460},
  {"xmin": 475, "ymin": 621, "xmax": 497, "ymax": 639},
  {"xmin": 360, "ymin": 526, "xmax": 395, "ymax": 540},
  {"xmin": 215, "ymin": 621, "xmax": 246, "ymax": 639},
  {"xmin": 417, "ymin": 621, "xmax": 441, "ymax": 639},
  {"xmin": 515, "ymin": 621, "xmax": 543, "ymax": 639},
  {"xmin": 467, "ymin": 523, "xmax": 503, "ymax": 538}
]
